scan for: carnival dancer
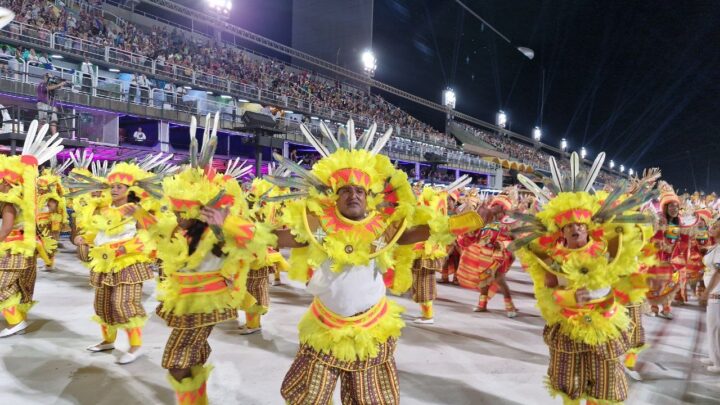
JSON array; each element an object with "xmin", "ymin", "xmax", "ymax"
[
  {"xmin": 265, "ymin": 120, "xmax": 486, "ymax": 404},
  {"xmin": 0, "ymin": 120, "xmax": 64, "ymax": 337},
  {"xmin": 619, "ymin": 168, "xmax": 662, "ymax": 381},
  {"xmin": 673, "ymin": 208, "xmax": 715, "ymax": 304},
  {"xmin": 439, "ymin": 189, "xmax": 462, "ymax": 285},
  {"xmin": 411, "ymin": 177, "xmax": 471, "ymax": 324},
  {"xmin": 152, "ymin": 114, "xmax": 272, "ymax": 404},
  {"xmin": 67, "ymin": 150, "xmax": 100, "ymax": 262},
  {"xmin": 36, "ymin": 157, "xmax": 72, "ymax": 270},
  {"xmin": 67, "ymin": 157, "xmax": 165, "ymax": 364},
  {"xmin": 457, "ymin": 190, "xmax": 518, "ymax": 317},
  {"xmin": 647, "ymin": 182, "xmax": 682, "ymax": 319},
  {"xmin": 511, "ymin": 152, "xmax": 653, "ymax": 404},
  {"xmin": 238, "ymin": 161, "xmax": 290, "ymax": 334}
]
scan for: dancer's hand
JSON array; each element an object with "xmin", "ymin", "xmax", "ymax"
[
  {"xmin": 575, "ymin": 288, "xmax": 591, "ymax": 304},
  {"xmin": 74, "ymin": 235, "xmax": 85, "ymax": 245},
  {"xmin": 119, "ymin": 203, "xmax": 138, "ymax": 216},
  {"xmin": 201, "ymin": 207, "xmax": 228, "ymax": 226}
]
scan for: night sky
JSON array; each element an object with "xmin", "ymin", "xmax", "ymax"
[{"xmin": 225, "ymin": 0, "xmax": 720, "ymax": 192}]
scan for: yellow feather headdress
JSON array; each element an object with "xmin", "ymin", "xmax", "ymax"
[
  {"xmin": 162, "ymin": 113, "xmax": 236, "ymax": 219},
  {"xmin": 0, "ymin": 120, "xmax": 64, "ymax": 257}
]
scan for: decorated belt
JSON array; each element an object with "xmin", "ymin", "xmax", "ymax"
[
  {"xmin": 558, "ymin": 295, "xmax": 617, "ymax": 320},
  {"xmin": 3, "ymin": 229, "xmax": 23, "ymax": 242},
  {"xmin": 174, "ymin": 271, "xmax": 228, "ymax": 295},
  {"xmin": 310, "ymin": 297, "xmax": 388, "ymax": 330}
]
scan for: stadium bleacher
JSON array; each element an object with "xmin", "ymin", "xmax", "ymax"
[{"xmin": 0, "ymin": 0, "xmax": 620, "ymax": 185}]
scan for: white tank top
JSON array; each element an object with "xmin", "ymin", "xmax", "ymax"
[
  {"xmin": 307, "ymin": 259, "xmax": 386, "ymax": 317},
  {"xmin": 94, "ymin": 220, "xmax": 138, "ymax": 246}
]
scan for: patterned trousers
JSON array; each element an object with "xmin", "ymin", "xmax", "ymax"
[
  {"xmin": 94, "ymin": 283, "xmax": 146, "ymax": 326},
  {"xmin": 411, "ymin": 266, "xmax": 437, "ymax": 304},
  {"xmin": 281, "ymin": 339, "xmax": 400, "ymax": 405},
  {"xmin": 247, "ymin": 267, "xmax": 271, "ymax": 308},
  {"xmin": 162, "ymin": 326, "xmax": 214, "ymax": 370},
  {"xmin": 627, "ymin": 304, "xmax": 646, "ymax": 350},
  {"xmin": 0, "ymin": 254, "xmax": 36, "ymax": 306},
  {"xmin": 544, "ymin": 324, "xmax": 629, "ymax": 402}
]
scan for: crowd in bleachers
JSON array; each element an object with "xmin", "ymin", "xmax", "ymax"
[
  {"xmin": 0, "ymin": 0, "xmax": 620, "ymax": 184},
  {"xmin": 458, "ymin": 123, "xmax": 617, "ymax": 184},
  {"xmin": 2, "ymin": 0, "xmax": 456, "ymax": 148}
]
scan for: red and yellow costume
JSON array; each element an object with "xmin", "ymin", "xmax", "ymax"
[
  {"xmin": 239, "ymin": 170, "xmax": 289, "ymax": 333},
  {"xmin": 0, "ymin": 120, "xmax": 64, "ymax": 337},
  {"xmin": 266, "ymin": 119, "xmax": 482, "ymax": 404},
  {"xmin": 513, "ymin": 152, "xmax": 652, "ymax": 404},
  {"xmin": 36, "ymin": 166, "xmax": 69, "ymax": 269},
  {"xmin": 646, "ymin": 184, "xmax": 681, "ymax": 316},
  {"xmin": 671, "ymin": 208, "xmax": 715, "ymax": 303},
  {"xmin": 68, "ymin": 162, "xmax": 159, "ymax": 351},
  {"xmin": 457, "ymin": 194, "xmax": 517, "ymax": 315}
]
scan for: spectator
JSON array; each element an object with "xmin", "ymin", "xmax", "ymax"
[
  {"xmin": 81, "ymin": 56, "xmax": 93, "ymax": 93},
  {"xmin": 132, "ymin": 126, "xmax": 146, "ymax": 143},
  {"xmin": 36, "ymin": 73, "xmax": 67, "ymax": 124}
]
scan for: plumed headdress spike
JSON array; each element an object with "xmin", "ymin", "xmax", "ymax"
[
  {"xmin": 225, "ymin": 158, "xmax": 253, "ymax": 180},
  {"xmin": 21, "ymin": 120, "xmax": 64, "ymax": 165}
]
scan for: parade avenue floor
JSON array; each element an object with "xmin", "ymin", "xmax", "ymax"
[{"xmin": 0, "ymin": 247, "xmax": 718, "ymax": 405}]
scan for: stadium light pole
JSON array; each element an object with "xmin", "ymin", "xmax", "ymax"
[
  {"xmin": 560, "ymin": 138, "xmax": 568, "ymax": 156},
  {"xmin": 580, "ymin": 147, "xmax": 587, "ymax": 159},
  {"xmin": 496, "ymin": 110, "xmax": 507, "ymax": 129},
  {"xmin": 361, "ymin": 50, "xmax": 377, "ymax": 77},
  {"xmin": 443, "ymin": 88, "xmax": 456, "ymax": 134},
  {"xmin": 532, "ymin": 126, "xmax": 541, "ymax": 141},
  {"xmin": 609, "ymin": 160, "xmax": 615, "ymax": 169},
  {"xmin": 205, "ymin": 0, "xmax": 232, "ymax": 16},
  {"xmin": 629, "ymin": 168, "xmax": 634, "ymax": 176},
  {"xmin": 443, "ymin": 89, "xmax": 456, "ymax": 110},
  {"xmin": 620, "ymin": 165, "xmax": 625, "ymax": 173}
]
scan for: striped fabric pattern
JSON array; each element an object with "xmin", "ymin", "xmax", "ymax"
[
  {"xmin": 411, "ymin": 264, "xmax": 437, "ymax": 304},
  {"xmin": 281, "ymin": 339, "xmax": 399, "ymax": 405},
  {"xmin": 544, "ymin": 324, "xmax": 629, "ymax": 402},
  {"xmin": 156, "ymin": 304, "xmax": 237, "ymax": 329},
  {"xmin": 76, "ymin": 244, "xmax": 91, "ymax": 262},
  {"xmin": 89, "ymin": 262, "xmax": 154, "ymax": 288},
  {"xmin": 626, "ymin": 304, "xmax": 646, "ymax": 349},
  {"xmin": 94, "ymin": 283, "xmax": 147, "ymax": 326},
  {"xmin": 0, "ymin": 270, "xmax": 21, "ymax": 303},
  {"xmin": 19, "ymin": 262, "xmax": 37, "ymax": 305},
  {"xmin": 0, "ymin": 253, "xmax": 35, "ymax": 270},
  {"xmin": 247, "ymin": 266, "xmax": 271, "ymax": 308},
  {"xmin": 162, "ymin": 326, "xmax": 214, "ymax": 370},
  {"xmin": 456, "ymin": 244, "xmax": 510, "ymax": 290}
]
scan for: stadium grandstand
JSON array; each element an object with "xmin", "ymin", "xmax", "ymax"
[{"xmin": 0, "ymin": 0, "xmax": 622, "ymax": 187}]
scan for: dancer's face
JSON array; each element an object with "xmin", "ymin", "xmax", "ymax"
[
  {"xmin": 563, "ymin": 222, "xmax": 589, "ymax": 249},
  {"xmin": 337, "ymin": 185, "xmax": 367, "ymax": 220},
  {"xmin": 110, "ymin": 183, "xmax": 129, "ymax": 205},
  {"xmin": 0, "ymin": 180, "xmax": 10, "ymax": 193},
  {"xmin": 666, "ymin": 202, "xmax": 679, "ymax": 218}
]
